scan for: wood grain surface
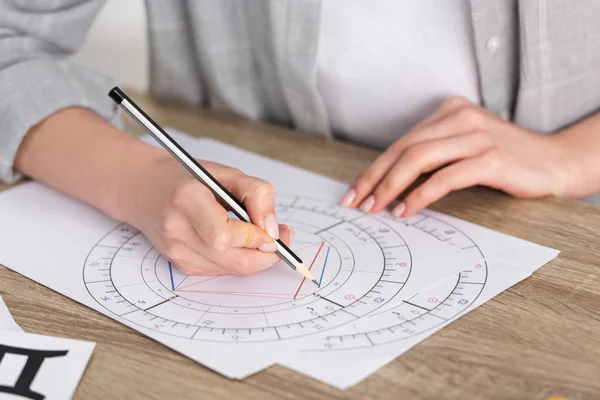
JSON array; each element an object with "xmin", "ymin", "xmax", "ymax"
[{"xmin": 1, "ymin": 92, "xmax": 599, "ymax": 400}]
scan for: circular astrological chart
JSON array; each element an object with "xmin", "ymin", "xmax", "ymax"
[
  {"xmin": 313, "ymin": 211, "xmax": 488, "ymax": 351},
  {"xmin": 83, "ymin": 195, "xmax": 486, "ymax": 344}
]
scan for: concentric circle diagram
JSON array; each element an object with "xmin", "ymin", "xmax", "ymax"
[
  {"xmin": 83, "ymin": 195, "xmax": 487, "ymax": 345},
  {"xmin": 83, "ymin": 195, "xmax": 413, "ymax": 343},
  {"xmin": 313, "ymin": 211, "xmax": 488, "ymax": 351}
]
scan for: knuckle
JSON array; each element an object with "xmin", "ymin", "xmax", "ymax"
[
  {"xmin": 159, "ymin": 215, "xmax": 179, "ymax": 239},
  {"xmin": 485, "ymin": 148, "xmax": 504, "ymax": 171},
  {"xmin": 163, "ymin": 241, "xmax": 184, "ymax": 263},
  {"xmin": 169, "ymin": 180, "xmax": 195, "ymax": 208},
  {"xmin": 454, "ymin": 106, "xmax": 480, "ymax": 126},
  {"xmin": 354, "ymin": 172, "xmax": 376, "ymax": 189},
  {"xmin": 228, "ymin": 167, "xmax": 243, "ymax": 176},
  {"xmin": 470, "ymin": 131, "xmax": 490, "ymax": 144},
  {"xmin": 379, "ymin": 178, "xmax": 399, "ymax": 194},
  {"xmin": 207, "ymin": 229, "xmax": 231, "ymax": 251},
  {"xmin": 404, "ymin": 144, "xmax": 428, "ymax": 164},
  {"xmin": 430, "ymin": 171, "xmax": 450, "ymax": 192},
  {"xmin": 414, "ymin": 181, "xmax": 441, "ymax": 204},
  {"xmin": 443, "ymin": 96, "xmax": 470, "ymax": 109},
  {"xmin": 353, "ymin": 175, "xmax": 379, "ymax": 196},
  {"xmin": 241, "ymin": 178, "xmax": 276, "ymax": 204},
  {"xmin": 256, "ymin": 179, "xmax": 276, "ymax": 195},
  {"xmin": 411, "ymin": 187, "xmax": 429, "ymax": 204},
  {"xmin": 248, "ymin": 179, "xmax": 276, "ymax": 200}
]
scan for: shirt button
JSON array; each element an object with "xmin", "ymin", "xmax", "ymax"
[{"xmin": 486, "ymin": 36, "xmax": 501, "ymax": 53}]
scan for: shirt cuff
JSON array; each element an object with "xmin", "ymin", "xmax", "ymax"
[{"xmin": 0, "ymin": 58, "xmax": 123, "ymax": 183}]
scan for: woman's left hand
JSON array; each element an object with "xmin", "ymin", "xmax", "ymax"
[{"xmin": 339, "ymin": 97, "xmax": 572, "ymax": 217}]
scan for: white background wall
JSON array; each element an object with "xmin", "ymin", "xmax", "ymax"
[{"xmin": 70, "ymin": 0, "xmax": 149, "ymax": 92}]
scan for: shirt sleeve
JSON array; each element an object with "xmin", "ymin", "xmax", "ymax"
[{"xmin": 0, "ymin": 0, "xmax": 123, "ymax": 184}]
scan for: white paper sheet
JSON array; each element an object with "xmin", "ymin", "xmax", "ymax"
[
  {"xmin": 0, "ymin": 130, "xmax": 469, "ymax": 379},
  {"xmin": 0, "ymin": 330, "xmax": 94, "ymax": 399},
  {"xmin": 281, "ymin": 211, "xmax": 559, "ymax": 389},
  {"xmin": 0, "ymin": 129, "xmax": 559, "ymax": 386},
  {"xmin": 0, "ymin": 296, "xmax": 23, "ymax": 332}
]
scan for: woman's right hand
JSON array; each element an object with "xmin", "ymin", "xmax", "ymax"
[
  {"xmin": 124, "ymin": 152, "xmax": 292, "ymax": 276},
  {"xmin": 14, "ymin": 107, "xmax": 290, "ymax": 277}
]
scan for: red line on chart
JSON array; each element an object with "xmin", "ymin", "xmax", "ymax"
[
  {"xmin": 293, "ymin": 242, "xmax": 325, "ymax": 300},
  {"xmin": 175, "ymin": 289, "xmax": 291, "ymax": 296},
  {"xmin": 173, "ymin": 290, "xmax": 291, "ymax": 300},
  {"xmin": 175, "ymin": 276, "xmax": 221, "ymax": 291}
]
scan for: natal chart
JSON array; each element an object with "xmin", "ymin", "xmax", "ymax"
[
  {"xmin": 83, "ymin": 195, "xmax": 423, "ymax": 343},
  {"xmin": 307, "ymin": 211, "xmax": 488, "ymax": 350}
]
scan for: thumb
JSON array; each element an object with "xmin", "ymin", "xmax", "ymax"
[{"xmin": 226, "ymin": 219, "xmax": 278, "ymax": 252}]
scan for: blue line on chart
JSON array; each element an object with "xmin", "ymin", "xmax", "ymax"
[
  {"xmin": 168, "ymin": 262, "xmax": 175, "ymax": 291},
  {"xmin": 174, "ymin": 274, "xmax": 189, "ymax": 290},
  {"xmin": 318, "ymin": 247, "xmax": 331, "ymax": 287}
]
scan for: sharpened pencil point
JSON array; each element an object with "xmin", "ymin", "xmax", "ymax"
[
  {"xmin": 296, "ymin": 262, "xmax": 318, "ymax": 283},
  {"xmin": 312, "ymin": 279, "xmax": 320, "ymax": 287}
]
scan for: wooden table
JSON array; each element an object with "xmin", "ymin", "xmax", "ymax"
[{"xmin": 2, "ymin": 93, "xmax": 600, "ymax": 400}]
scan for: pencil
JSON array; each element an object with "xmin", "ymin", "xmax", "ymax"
[{"xmin": 108, "ymin": 86, "xmax": 319, "ymax": 286}]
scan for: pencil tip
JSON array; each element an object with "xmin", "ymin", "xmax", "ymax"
[
  {"xmin": 296, "ymin": 263, "xmax": 318, "ymax": 284},
  {"xmin": 312, "ymin": 279, "xmax": 320, "ymax": 287}
]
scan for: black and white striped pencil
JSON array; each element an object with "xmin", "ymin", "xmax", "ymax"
[{"xmin": 108, "ymin": 86, "xmax": 319, "ymax": 286}]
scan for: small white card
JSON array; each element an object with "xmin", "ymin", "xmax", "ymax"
[{"xmin": 0, "ymin": 330, "xmax": 95, "ymax": 400}]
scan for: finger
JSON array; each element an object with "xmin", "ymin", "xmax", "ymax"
[
  {"xmin": 168, "ymin": 224, "xmax": 292, "ymax": 277},
  {"xmin": 410, "ymin": 96, "xmax": 474, "ymax": 131},
  {"xmin": 160, "ymin": 240, "xmax": 227, "ymax": 276},
  {"xmin": 205, "ymin": 224, "xmax": 294, "ymax": 276},
  {"xmin": 346, "ymin": 98, "xmax": 483, "ymax": 209},
  {"xmin": 175, "ymin": 181, "xmax": 275, "ymax": 252},
  {"xmin": 369, "ymin": 132, "xmax": 493, "ymax": 212},
  {"xmin": 224, "ymin": 219, "xmax": 278, "ymax": 251},
  {"xmin": 401, "ymin": 151, "xmax": 502, "ymax": 216},
  {"xmin": 282, "ymin": 224, "xmax": 294, "ymax": 245},
  {"xmin": 220, "ymin": 172, "xmax": 279, "ymax": 240}
]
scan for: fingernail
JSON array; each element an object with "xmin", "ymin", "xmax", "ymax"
[
  {"xmin": 359, "ymin": 195, "xmax": 375, "ymax": 213},
  {"xmin": 264, "ymin": 214, "xmax": 280, "ymax": 240},
  {"xmin": 391, "ymin": 202, "xmax": 406, "ymax": 218},
  {"xmin": 339, "ymin": 188, "xmax": 356, "ymax": 208},
  {"xmin": 289, "ymin": 227, "xmax": 295, "ymax": 244},
  {"xmin": 259, "ymin": 241, "xmax": 278, "ymax": 252}
]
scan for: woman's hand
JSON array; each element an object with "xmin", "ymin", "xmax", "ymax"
[
  {"xmin": 339, "ymin": 97, "xmax": 571, "ymax": 216},
  {"xmin": 15, "ymin": 107, "xmax": 290, "ymax": 278},
  {"xmin": 126, "ymin": 154, "xmax": 292, "ymax": 276}
]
